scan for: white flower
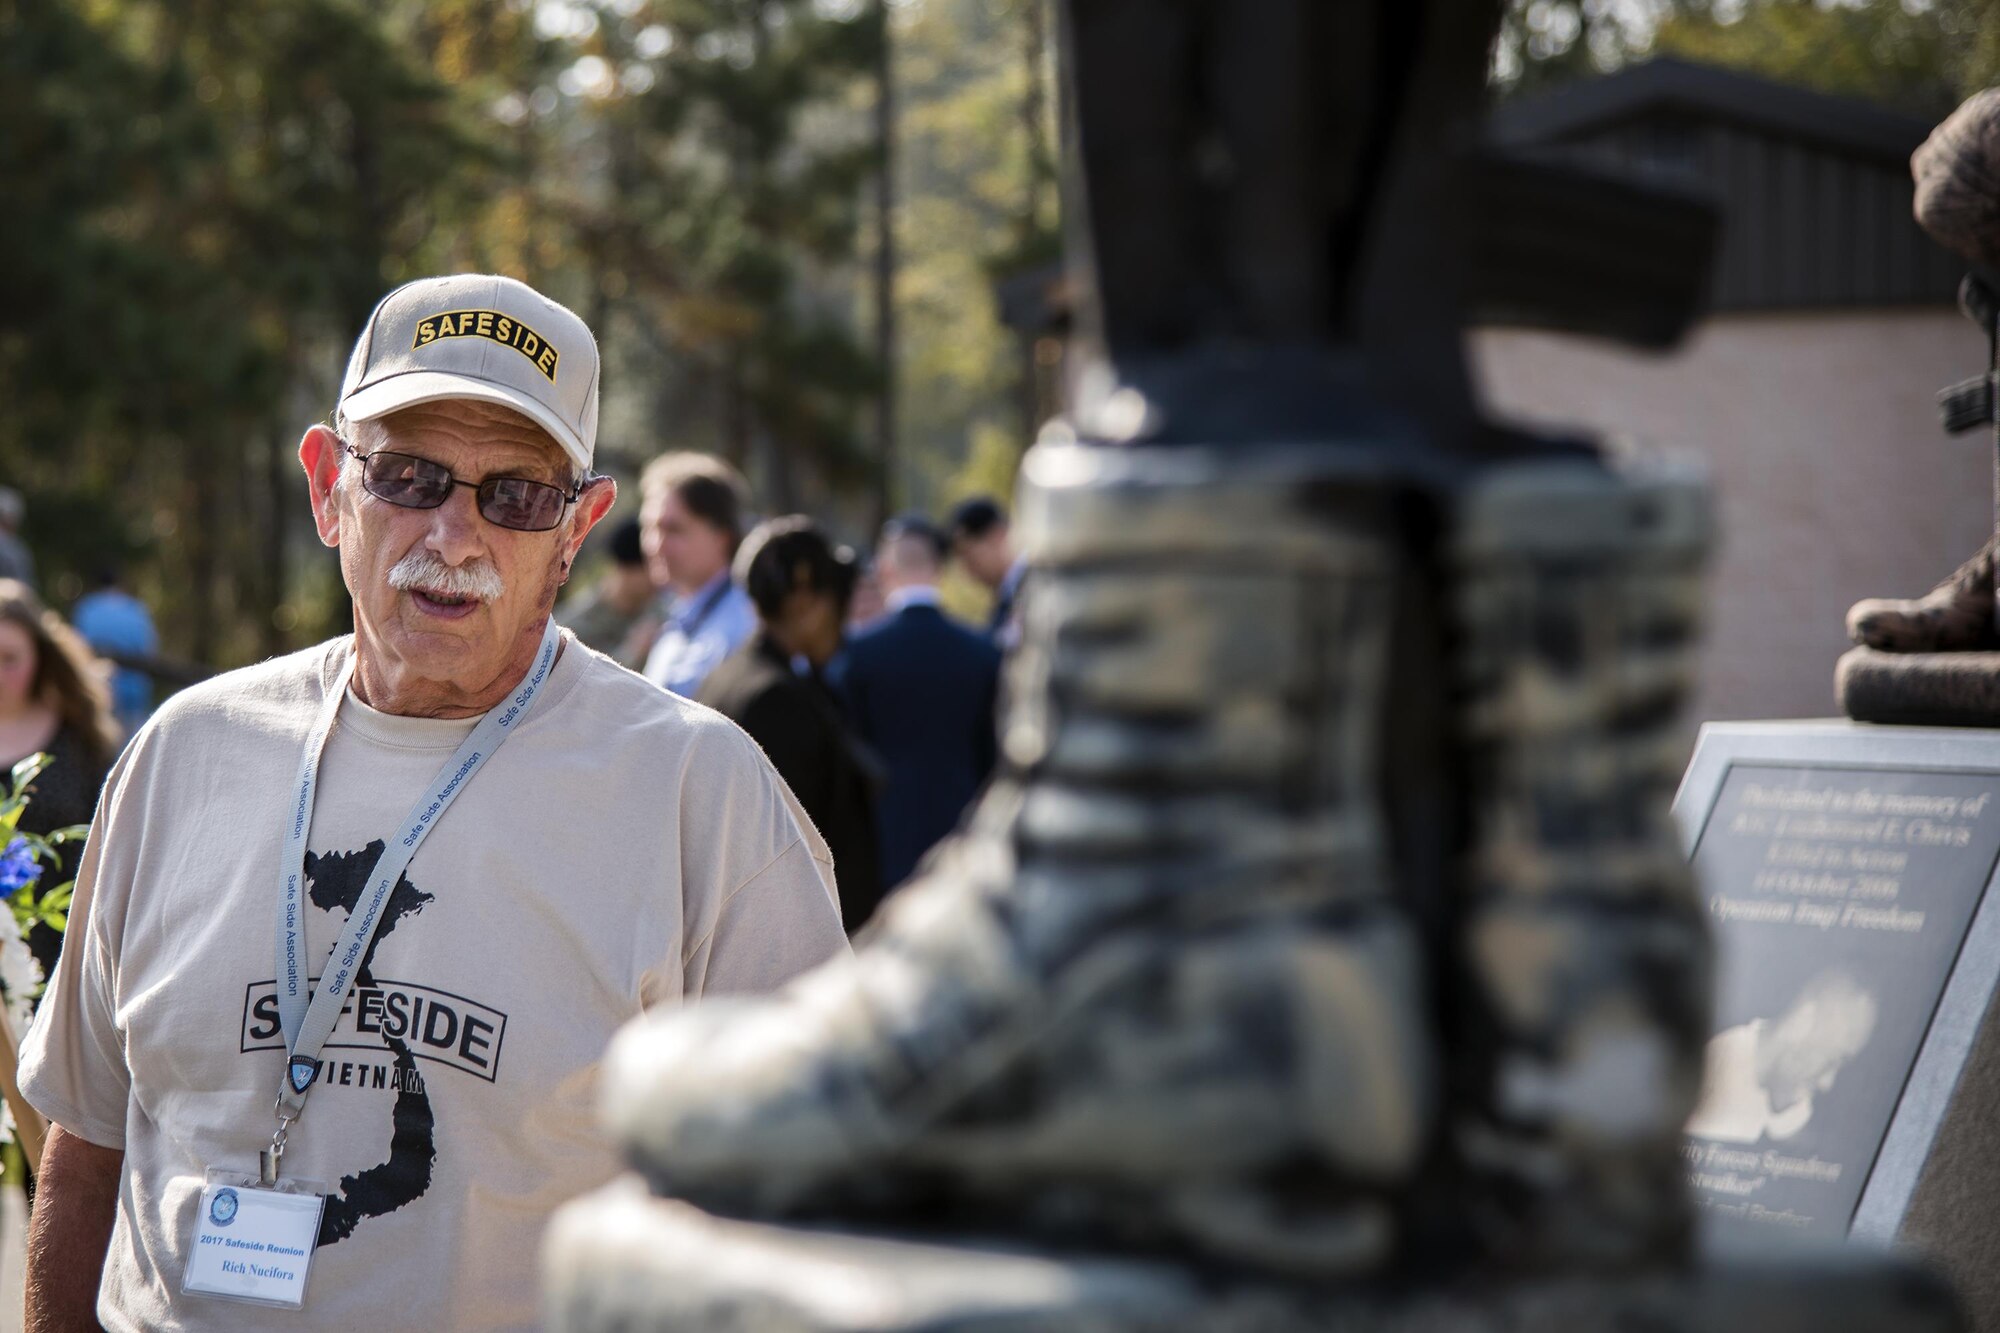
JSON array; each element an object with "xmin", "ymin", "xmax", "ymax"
[{"xmin": 0, "ymin": 910, "xmax": 41, "ymax": 1145}]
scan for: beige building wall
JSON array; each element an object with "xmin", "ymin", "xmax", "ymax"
[{"xmin": 1474, "ymin": 308, "xmax": 1990, "ymax": 726}]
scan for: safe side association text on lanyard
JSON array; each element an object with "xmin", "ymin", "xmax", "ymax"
[{"xmin": 266, "ymin": 617, "xmax": 562, "ymax": 1179}]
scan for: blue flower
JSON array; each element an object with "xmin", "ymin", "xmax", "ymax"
[{"xmin": 0, "ymin": 837, "xmax": 41, "ymax": 896}]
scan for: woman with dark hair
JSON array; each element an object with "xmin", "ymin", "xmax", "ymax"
[
  {"xmin": 698, "ymin": 518, "xmax": 885, "ymax": 932},
  {"xmin": 0, "ymin": 580, "xmax": 117, "ymax": 972}
]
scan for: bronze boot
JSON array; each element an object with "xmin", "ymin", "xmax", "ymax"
[
  {"xmin": 1847, "ymin": 531, "xmax": 2000, "ymax": 653},
  {"xmin": 593, "ymin": 440, "xmax": 1440, "ymax": 1277}
]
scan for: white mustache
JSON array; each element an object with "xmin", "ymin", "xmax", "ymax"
[{"xmin": 388, "ymin": 548, "xmax": 506, "ymax": 603}]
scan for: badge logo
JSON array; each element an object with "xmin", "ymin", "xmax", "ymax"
[
  {"xmin": 411, "ymin": 309, "xmax": 561, "ymax": 382},
  {"xmin": 210, "ymin": 1188, "xmax": 239, "ymax": 1227},
  {"xmin": 288, "ymin": 1056, "xmax": 320, "ymax": 1094}
]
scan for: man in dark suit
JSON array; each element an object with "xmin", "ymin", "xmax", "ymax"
[
  {"xmin": 948, "ymin": 495, "xmax": 1025, "ymax": 649},
  {"xmin": 832, "ymin": 515, "xmax": 1002, "ymax": 891}
]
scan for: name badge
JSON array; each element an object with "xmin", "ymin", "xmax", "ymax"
[{"xmin": 183, "ymin": 1170, "xmax": 325, "ymax": 1310}]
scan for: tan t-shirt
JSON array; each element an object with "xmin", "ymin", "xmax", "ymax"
[{"xmin": 19, "ymin": 634, "xmax": 847, "ymax": 1331}]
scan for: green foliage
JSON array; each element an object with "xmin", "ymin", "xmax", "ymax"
[
  {"xmin": 0, "ymin": 753, "xmax": 87, "ymax": 950},
  {"xmin": 1497, "ymin": 0, "xmax": 2000, "ymax": 115},
  {"xmin": 895, "ymin": 0, "xmax": 1057, "ymax": 518},
  {"xmin": 518, "ymin": 0, "xmax": 884, "ymax": 508},
  {"xmin": 3, "ymin": 0, "xmax": 495, "ymax": 660},
  {"xmin": 1491, "ymin": 0, "xmax": 1667, "ymax": 94},
  {"xmin": 1654, "ymin": 1, "xmax": 1967, "ymax": 118},
  {"xmin": 9, "ymin": 0, "xmax": 1055, "ymax": 653}
]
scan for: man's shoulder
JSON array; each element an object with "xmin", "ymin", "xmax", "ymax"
[
  {"xmin": 904, "ymin": 606, "xmax": 1002, "ymax": 664},
  {"xmin": 78, "ymin": 592, "xmax": 156, "ymax": 641},
  {"xmin": 848, "ymin": 607, "xmax": 928, "ymax": 651},
  {"xmin": 562, "ymin": 644, "xmax": 820, "ymax": 840},
  {"xmin": 143, "ymin": 640, "xmax": 338, "ymax": 742},
  {"xmin": 562, "ymin": 641, "xmax": 769, "ymax": 757},
  {"xmin": 696, "ymin": 642, "xmax": 788, "ymax": 711},
  {"xmin": 839, "ymin": 616, "xmax": 905, "ymax": 679},
  {"xmin": 73, "ymin": 589, "xmax": 131, "ymax": 622},
  {"xmin": 944, "ymin": 611, "xmax": 1001, "ymax": 658},
  {"xmin": 100, "ymin": 642, "xmax": 336, "ymax": 792},
  {"xmin": 846, "ymin": 606, "xmax": 990, "ymax": 664},
  {"xmin": 845, "ymin": 615, "xmax": 893, "ymax": 649}
]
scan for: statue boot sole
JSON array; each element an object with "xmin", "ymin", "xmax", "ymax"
[{"xmin": 545, "ymin": 1184, "xmax": 1960, "ymax": 1333}]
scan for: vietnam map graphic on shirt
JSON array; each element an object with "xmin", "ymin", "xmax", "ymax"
[
  {"xmin": 301, "ymin": 840, "xmax": 438, "ymax": 1246},
  {"xmin": 10, "ymin": 639, "xmax": 853, "ymax": 1330}
]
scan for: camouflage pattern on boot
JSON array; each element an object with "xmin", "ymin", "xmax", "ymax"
[
  {"xmin": 1449, "ymin": 458, "xmax": 1714, "ymax": 1270},
  {"xmin": 1913, "ymin": 88, "xmax": 2000, "ymax": 272},
  {"xmin": 1846, "ymin": 532, "xmax": 2000, "ymax": 653},
  {"xmin": 597, "ymin": 442, "xmax": 1436, "ymax": 1276}
]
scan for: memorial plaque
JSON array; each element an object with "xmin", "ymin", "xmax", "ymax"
[{"xmin": 1674, "ymin": 722, "xmax": 2000, "ymax": 1251}]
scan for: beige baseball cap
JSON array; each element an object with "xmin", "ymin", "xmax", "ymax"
[{"xmin": 338, "ymin": 274, "xmax": 601, "ymax": 473}]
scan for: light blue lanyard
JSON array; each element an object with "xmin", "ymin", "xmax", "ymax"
[
  {"xmin": 269, "ymin": 619, "xmax": 562, "ymax": 1137},
  {"xmin": 671, "ymin": 575, "xmax": 732, "ymax": 638}
]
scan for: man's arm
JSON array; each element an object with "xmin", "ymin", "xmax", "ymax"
[{"xmin": 27, "ymin": 1125, "xmax": 121, "ymax": 1333}]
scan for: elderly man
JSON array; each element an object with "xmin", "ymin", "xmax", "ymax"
[{"xmin": 19, "ymin": 275, "xmax": 847, "ymax": 1331}]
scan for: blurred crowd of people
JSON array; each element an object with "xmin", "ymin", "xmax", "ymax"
[
  {"xmin": 557, "ymin": 453, "xmax": 1025, "ymax": 933},
  {"xmin": 0, "ymin": 461, "xmax": 1013, "ymax": 940},
  {"xmin": 0, "ymin": 488, "xmax": 165, "ymax": 963}
]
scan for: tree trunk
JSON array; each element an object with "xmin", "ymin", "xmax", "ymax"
[
  {"xmin": 722, "ymin": 349, "xmax": 752, "ymax": 471},
  {"xmin": 1019, "ymin": 0, "xmax": 1053, "ymax": 447},
  {"xmin": 185, "ymin": 465, "xmax": 218, "ymax": 667},
  {"xmin": 263, "ymin": 420, "xmax": 291, "ymax": 656},
  {"xmin": 871, "ymin": 0, "xmax": 898, "ymax": 531},
  {"xmin": 1021, "ymin": 0, "xmax": 1053, "ymax": 227},
  {"xmin": 757, "ymin": 424, "xmax": 794, "ymax": 514}
]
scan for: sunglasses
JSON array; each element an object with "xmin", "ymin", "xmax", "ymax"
[{"xmin": 343, "ymin": 444, "xmax": 584, "ymax": 533}]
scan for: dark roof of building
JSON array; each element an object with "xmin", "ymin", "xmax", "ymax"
[
  {"xmin": 1487, "ymin": 58, "xmax": 1960, "ymax": 313},
  {"xmin": 1491, "ymin": 56, "xmax": 1935, "ymax": 163}
]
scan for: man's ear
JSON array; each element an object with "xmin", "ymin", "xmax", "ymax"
[
  {"xmin": 564, "ymin": 476, "xmax": 618, "ymax": 567},
  {"xmin": 299, "ymin": 425, "xmax": 346, "ymax": 548}
]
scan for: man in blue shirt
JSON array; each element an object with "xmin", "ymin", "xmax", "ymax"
[
  {"xmin": 639, "ymin": 453, "xmax": 758, "ymax": 697},
  {"xmin": 72, "ymin": 566, "xmax": 158, "ymax": 738}
]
